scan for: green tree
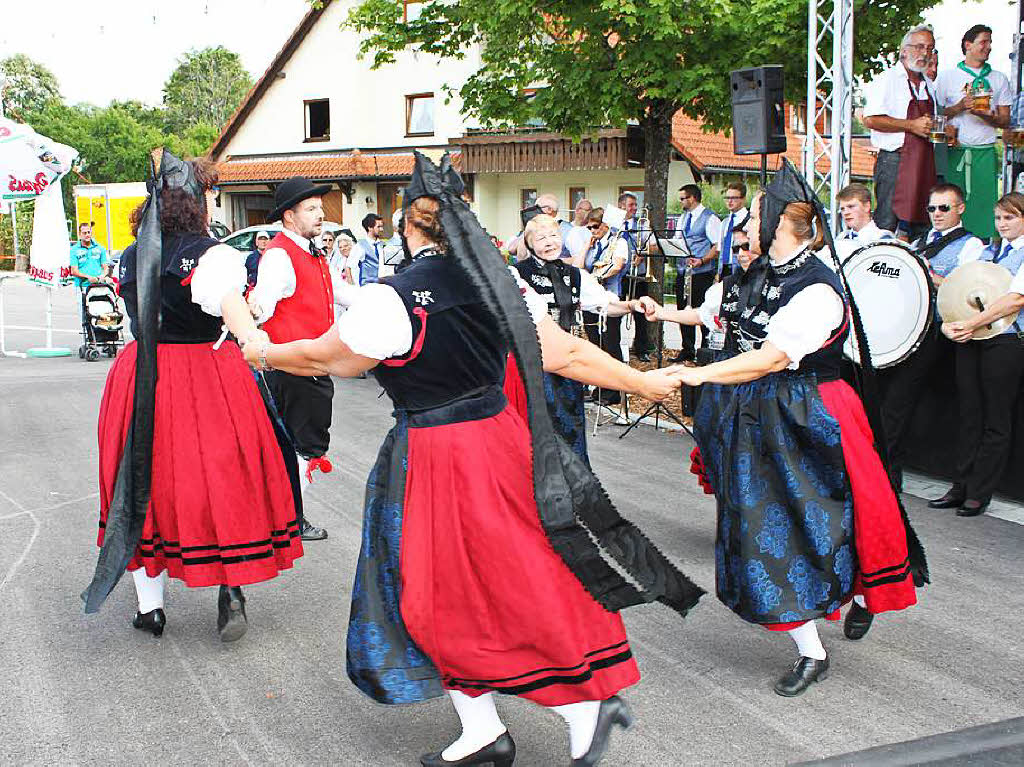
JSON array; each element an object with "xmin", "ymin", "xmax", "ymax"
[
  {"xmin": 346, "ymin": 0, "xmax": 941, "ymax": 283},
  {"xmin": 162, "ymin": 46, "xmax": 252, "ymax": 133},
  {"xmin": 0, "ymin": 53, "xmax": 61, "ymax": 117}
]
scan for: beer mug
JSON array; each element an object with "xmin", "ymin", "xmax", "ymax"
[
  {"xmin": 972, "ymin": 85, "xmax": 993, "ymax": 113},
  {"xmin": 930, "ymin": 114, "xmax": 947, "ymax": 144}
]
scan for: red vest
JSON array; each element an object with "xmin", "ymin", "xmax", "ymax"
[{"xmin": 261, "ymin": 232, "xmax": 335, "ymax": 343}]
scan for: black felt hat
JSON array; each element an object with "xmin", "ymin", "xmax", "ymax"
[{"xmin": 268, "ymin": 177, "xmax": 332, "ymax": 222}]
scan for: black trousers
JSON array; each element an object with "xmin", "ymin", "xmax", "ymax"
[
  {"xmin": 675, "ymin": 269, "xmax": 715, "ymax": 358},
  {"xmin": 582, "ymin": 310, "xmax": 624, "ymax": 396},
  {"xmin": 622, "ymin": 276, "xmax": 653, "ymax": 354},
  {"xmin": 263, "ymin": 370, "xmax": 335, "ymax": 459},
  {"xmin": 954, "ymin": 335, "xmax": 1024, "ymax": 503},
  {"xmin": 880, "ymin": 324, "xmax": 947, "ymax": 480}
]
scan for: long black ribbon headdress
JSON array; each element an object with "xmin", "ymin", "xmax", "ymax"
[
  {"xmin": 756, "ymin": 159, "xmax": 929, "ymax": 587},
  {"xmin": 82, "ymin": 149, "xmax": 194, "ymax": 613},
  {"xmin": 404, "ymin": 152, "xmax": 704, "ymax": 616}
]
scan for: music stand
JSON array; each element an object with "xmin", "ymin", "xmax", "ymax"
[
  {"xmin": 619, "ymin": 231, "xmax": 695, "ymax": 438},
  {"xmin": 588, "ymin": 310, "xmax": 632, "ymax": 432}
]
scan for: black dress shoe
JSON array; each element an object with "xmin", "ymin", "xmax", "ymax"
[
  {"xmin": 773, "ymin": 656, "xmax": 829, "ymax": 697},
  {"xmin": 635, "ymin": 353, "xmax": 651, "ymax": 363},
  {"xmin": 300, "ymin": 519, "xmax": 328, "ymax": 541},
  {"xmin": 669, "ymin": 353, "xmax": 693, "ymax": 364},
  {"xmin": 132, "ymin": 608, "xmax": 166, "ymax": 637},
  {"xmin": 957, "ymin": 500, "xmax": 989, "ymax": 517},
  {"xmin": 572, "ymin": 696, "xmax": 633, "ymax": 766},
  {"xmin": 420, "ymin": 732, "xmax": 516, "ymax": 766},
  {"xmin": 217, "ymin": 585, "xmax": 247, "ymax": 642},
  {"xmin": 843, "ymin": 602, "xmax": 874, "ymax": 641},
  {"xmin": 928, "ymin": 487, "xmax": 966, "ymax": 509}
]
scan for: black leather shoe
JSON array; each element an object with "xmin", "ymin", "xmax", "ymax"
[
  {"xmin": 773, "ymin": 656, "xmax": 829, "ymax": 697},
  {"xmin": 132, "ymin": 608, "xmax": 165, "ymax": 637},
  {"xmin": 928, "ymin": 487, "xmax": 965, "ymax": 509},
  {"xmin": 669, "ymin": 353, "xmax": 693, "ymax": 364},
  {"xmin": 572, "ymin": 696, "xmax": 633, "ymax": 766},
  {"xmin": 843, "ymin": 602, "xmax": 874, "ymax": 640},
  {"xmin": 957, "ymin": 500, "xmax": 989, "ymax": 517},
  {"xmin": 217, "ymin": 585, "xmax": 247, "ymax": 642},
  {"xmin": 420, "ymin": 732, "xmax": 515, "ymax": 766},
  {"xmin": 635, "ymin": 353, "xmax": 651, "ymax": 363},
  {"xmin": 300, "ymin": 519, "xmax": 328, "ymax": 541}
]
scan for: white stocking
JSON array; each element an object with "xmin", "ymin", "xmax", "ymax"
[
  {"xmin": 296, "ymin": 454, "xmax": 311, "ymax": 496},
  {"xmin": 441, "ymin": 690, "xmax": 507, "ymax": 761},
  {"xmin": 787, "ymin": 621, "xmax": 827, "ymax": 660},
  {"xmin": 552, "ymin": 700, "xmax": 601, "ymax": 759},
  {"xmin": 853, "ymin": 594, "xmax": 866, "ymax": 608},
  {"xmin": 131, "ymin": 569, "xmax": 166, "ymax": 614}
]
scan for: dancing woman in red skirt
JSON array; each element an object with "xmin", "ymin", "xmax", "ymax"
[
  {"xmin": 83, "ymin": 152, "xmax": 303, "ymax": 641},
  {"xmin": 243, "ymin": 154, "xmax": 704, "ymax": 766}
]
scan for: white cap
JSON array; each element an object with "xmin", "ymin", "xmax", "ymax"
[
  {"xmin": 255, "ymin": 230, "xmax": 271, "ymax": 240},
  {"xmin": 392, "ymin": 209, "xmax": 402, "ymax": 227}
]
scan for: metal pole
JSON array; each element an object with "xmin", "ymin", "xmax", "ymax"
[
  {"xmin": 804, "ymin": 1, "xmax": 818, "ymax": 183},
  {"xmin": 761, "ymin": 154, "xmax": 768, "ymax": 187},
  {"xmin": 10, "ymin": 200, "xmax": 19, "ymax": 258}
]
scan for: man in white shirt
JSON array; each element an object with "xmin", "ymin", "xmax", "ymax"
[
  {"xmin": 936, "ymin": 24, "xmax": 1011, "ymax": 240},
  {"xmin": 348, "ymin": 214, "xmax": 389, "ymax": 285},
  {"xmin": 833, "ymin": 183, "xmax": 895, "ymax": 262},
  {"xmin": 715, "ymin": 182, "xmax": 749, "ymax": 280},
  {"xmin": 618, "ymin": 192, "xmax": 656, "ymax": 360},
  {"xmin": 863, "ymin": 24, "xmax": 938, "ymax": 240}
]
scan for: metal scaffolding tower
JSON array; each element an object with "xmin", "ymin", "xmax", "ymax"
[{"xmin": 803, "ymin": 0, "xmax": 854, "ymax": 231}]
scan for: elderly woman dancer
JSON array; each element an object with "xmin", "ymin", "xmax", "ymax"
[
  {"xmin": 504, "ymin": 214, "xmax": 638, "ymax": 463},
  {"xmin": 83, "ymin": 152, "xmax": 303, "ymax": 641},
  {"xmin": 937, "ymin": 193, "xmax": 1024, "ymax": 516},
  {"xmin": 244, "ymin": 154, "xmax": 703, "ymax": 766},
  {"xmin": 641, "ymin": 161, "xmax": 926, "ymax": 696}
]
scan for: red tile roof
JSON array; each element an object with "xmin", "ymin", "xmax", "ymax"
[
  {"xmin": 671, "ymin": 112, "xmax": 875, "ymax": 180},
  {"xmin": 217, "ymin": 152, "xmax": 461, "ymax": 184}
]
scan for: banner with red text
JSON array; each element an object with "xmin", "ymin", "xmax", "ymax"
[{"xmin": 0, "ymin": 117, "xmax": 78, "ymax": 202}]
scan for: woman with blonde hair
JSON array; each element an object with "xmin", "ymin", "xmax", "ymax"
[{"xmin": 938, "ymin": 192, "xmax": 1024, "ymax": 516}]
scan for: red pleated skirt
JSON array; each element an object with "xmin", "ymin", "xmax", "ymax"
[
  {"xmin": 766, "ymin": 379, "xmax": 917, "ymax": 631},
  {"xmin": 397, "ymin": 405, "xmax": 639, "ymax": 706},
  {"xmin": 97, "ymin": 341, "xmax": 303, "ymax": 587}
]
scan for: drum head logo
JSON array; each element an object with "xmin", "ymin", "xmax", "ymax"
[{"xmin": 868, "ymin": 260, "xmax": 901, "ymax": 278}]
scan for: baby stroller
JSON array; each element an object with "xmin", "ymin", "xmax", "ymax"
[{"xmin": 79, "ymin": 282, "xmax": 124, "ymax": 361}]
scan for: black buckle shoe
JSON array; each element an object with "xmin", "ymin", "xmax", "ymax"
[
  {"xmin": 217, "ymin": 585, "xmax": 247, "ymax": 642},
  {"xmin": 420, "ymin": 732, "xmax": 515, "ymax": 766},
  {"xmin": 928, "ymin": 487, "xmax": 965, "ymax": 509},
  {"xmin": 572, "ymin": 696, "xmax": 633, "ymax": 766},
  {"xmin": 956, "ymin": 500, "xmax": 989, "ymax": 517},
  {"xmin": 773, "ymin": 656, "xmax": 829, "ymax": 697},
  {"xmin": 843, "ymin": 602, "xmax": 874, "ymax": 641},
  {"xmin": 300, "ymin": 519, "xmax": 328, "ymax": 541},
  {"xmin": 132, "ymin": 608, "xmax": 166, "ymax": 637}
]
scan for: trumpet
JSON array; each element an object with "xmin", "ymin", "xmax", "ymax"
[{"xmin": 636, "ymin": 205, "xmax": 658, "ymax": 284}]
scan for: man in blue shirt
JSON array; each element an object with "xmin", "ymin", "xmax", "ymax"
[
  {"xmin": 69, "ymin": 223, "xmax": 110, "ymax": 288},
  {"xmin": 245, "ymin": 230, "xmax": 271, "ymax": 287}
]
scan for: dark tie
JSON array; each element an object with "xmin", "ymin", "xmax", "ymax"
[
  {"xmin": 996, "ymin": 242, "xmax": 1012, "ymax": 263},
  {"xmin": 683, "ymin": 213, "xmax": 691, "ymax": 236},
  {"xmin": 310, "ymin": 242, "xmax": 324, "ymax": 258},
  {"xmin": 929, "ymin": 231, "xmax": 941, "ymax": 244},
  {"xmin": 722, "ymin": 213, "xmax": 735, "ymax": 267}
]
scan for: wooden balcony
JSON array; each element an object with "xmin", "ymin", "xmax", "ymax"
[{"xmin": 452, "ymin": 127, "xmax": 642, "ymax": 173}]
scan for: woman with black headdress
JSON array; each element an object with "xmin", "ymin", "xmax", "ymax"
[
  {"xmin": 84, "ymin": 154, "xmax": 303, "ymax": 642},
  {"xmin": 640, "ymin": 162, "xmax": 925, "ymax": 697},
  {"xmin": 243, "ymin": 154, "xmax": 703, "ymax": 766},
  {"xmin": 505, "ymin": 213, "xmax": 638, "ymax": 464}
]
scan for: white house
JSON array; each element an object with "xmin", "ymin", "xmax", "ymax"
[{"xmin": 210, "ymin": 0, "xmax": 697, "ymax": 240}]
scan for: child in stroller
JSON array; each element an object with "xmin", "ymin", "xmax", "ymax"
[{"xmin": 79, "ymin": 281, "xmax": 124, "ymax": 361}]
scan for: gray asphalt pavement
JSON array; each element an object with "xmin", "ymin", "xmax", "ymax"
[{"xmin": 1, "ymin": 278, "xmax": 1022, "ymax": 766}]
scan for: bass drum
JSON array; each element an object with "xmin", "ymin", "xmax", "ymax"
[{"xmin": 840, "ymin": 240, "xmax": 935, "ymax": 368}]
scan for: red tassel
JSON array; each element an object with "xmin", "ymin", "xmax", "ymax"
[
  {"xmin": 688, "ymin": 446, "xmax": 715, "ymax": 495},
  {"xmin": 305, "ymin": 456, "xmax": 334, "ymax": 483}
]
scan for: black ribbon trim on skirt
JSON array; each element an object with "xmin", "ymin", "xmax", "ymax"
[
  {"xmin": 444, "ymin": 640, "xmax": 631, "ymax": 686},
  {"xmin": 443, "ymin": 648, "xmax": 634, "ymax": 695},
  {"xmin": 82, "ymin": 151, "xmax": 167, "ymax": 614},
  {"xmin": 415, "ymin": 152, "xmax": 704, "ymax": 618}
]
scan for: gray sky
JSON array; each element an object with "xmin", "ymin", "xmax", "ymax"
[{"xmin": 1, "ymin": 0, "xmax": 1020, "ymax": 108}]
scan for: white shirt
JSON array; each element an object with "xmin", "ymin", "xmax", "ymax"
[
  {"xmin": 250, "ymin": 228, "xmax": 351, "ymax": 323},
  {"xmin": 698, "ymin": 244, "xmax": 845, "ymax": 369},
  {"xmin": 674, "ymin": 205, "xmax": 723, "ymax": 247},
  {"xmin": 864, "ymin": 64, "xmax": 936, "ymax": 152},
  {"xmin": 921, "ymin": 225, "xmax": 986, "ymax": 264},
  {"xmin": 716, "ymin": 207, "xmax": 747, "ymax": 249},
  {"xmin": 832, "ymin": 220, "xmax": 896, "ymax": 263},
  {"xmin": 187, "ymin": 244, "xmax": 248, "ymax": 317},
  {"xmin": 564, "ymin": 225, "xmax": 592, "ymax": 261},
  {"xmin": 1003, "ymin": 235, "xmax": 1024, "ymax": 294},
  {"xmin": 935, "ymin": 64, "xmax": 1011, "ymax": 146},
  {"xmin": 336, "ymin": 265, "xmax": 548, "ymax": 359}
]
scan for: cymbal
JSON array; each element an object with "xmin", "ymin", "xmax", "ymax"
[{"xmin": 937, "ymin": 260, "xmax": 1015, "ymax": 340}]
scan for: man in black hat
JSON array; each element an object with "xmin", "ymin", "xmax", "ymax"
[{"xmin": 248, "ymin": 177, "xmax": 340, "ymax": 541}]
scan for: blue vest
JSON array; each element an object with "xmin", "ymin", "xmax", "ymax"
[
  {"xmin": 981, "ymin": 241, "xmax": 1024, "ymax": 334},
  {"xmin": 358, "ymin": 238, "xmax": 381, "ymax": 285},
  {"xmin": 919, "ymin": 231, "xmax": 976, "ymax": 278},
  {"xmin": 585, "ymin": 237, "xmax": 624, "ymax": 297},
  {"xmin": 680, "ymin": 207, "xmax": 715, "ymax": 274}
]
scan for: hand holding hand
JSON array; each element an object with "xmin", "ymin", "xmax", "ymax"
[
  {"xmin": 246, "ymin": 292, "xmax": 263, "ymax": 320},
  {"xmin": 636, "ymin": 368, "xmax": 682, "ymax": 402},
  {"xmin": 636, "ymin": 295, "xmax": 662, "ymax": 320}
]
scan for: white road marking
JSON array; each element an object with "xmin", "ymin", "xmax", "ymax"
[
  {"xmin": 4, "ymin": 325, "xmax": 81, "ymax": 334},
  {"xmin": 0, "ymin": 489, "xmax": 40, "ymax": 596}
]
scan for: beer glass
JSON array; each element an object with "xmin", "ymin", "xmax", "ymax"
[
  {"xmin": 930, "ymin": 114, "xmax": 947, "ymax": 144},
  {"xmin": 972, "ymin": 85, "xmax": 993, "ymax": 113}
]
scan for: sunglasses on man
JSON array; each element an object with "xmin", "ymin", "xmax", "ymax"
[
  {"xmin": 587, "ymin": 223, "xmax": 603, "ymax": 230},
  {"xmin": 926, "ymin": 204, "xmax": 953, "ymax": 213}
]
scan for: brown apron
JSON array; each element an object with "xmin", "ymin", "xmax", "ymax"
[{"xmin": 892, "ymin": 77, "xmax": 936, "ymax": 225}]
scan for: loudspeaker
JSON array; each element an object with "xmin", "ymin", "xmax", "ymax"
[{"xmin": 730, "ymin": 66, "xmax": 787, "ymax": 155}]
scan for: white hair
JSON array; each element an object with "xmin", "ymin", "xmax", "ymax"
[{"xmin": 901, "ymin": 24, "xmax": 934, "ymax": 49}]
